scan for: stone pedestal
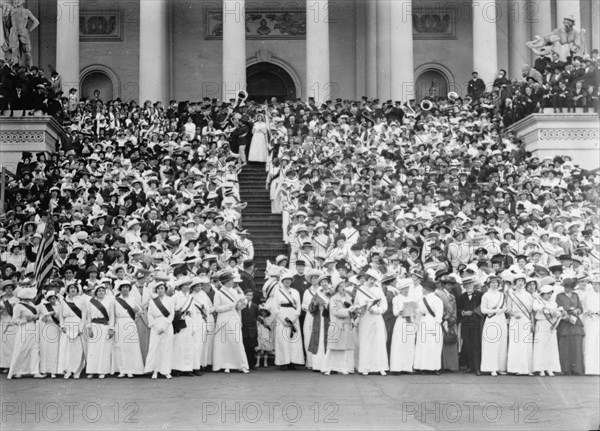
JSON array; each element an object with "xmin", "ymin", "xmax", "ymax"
[
  {"xmin": 508, "ymin": 113, "xmax": 600, "ymax": 170},
  {"xmin": 0, "ymin": 116, "xmax": 64, "ymax": 172}
]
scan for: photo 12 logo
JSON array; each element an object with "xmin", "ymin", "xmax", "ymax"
[
  {"xmin": 201, "ymin": 401, "xmax": 339, "ymax": 424},
  {"xmin": 1, "ymin": 402, "xmax": 139, "ymax": 424}
]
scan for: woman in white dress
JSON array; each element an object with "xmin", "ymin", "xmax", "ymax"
[
  {"xmin": 212, "ymin": 272, "xmax": 250, "ymax": 373},
  {"xmin": 7, "ymin": 289, "xmax": 44, "ymax": 379},
  {"xmin": 582, "ymin": 275, "xmax": 599, "ymax": 375},
  {"xmin": 38, "ymin": 291, "xmax": 62, "ymax": 378},
  {"xmin": 480, "ymin": 275, "xmax": 508, "ymax": 376},
  {"xmin": 355, "ymin": 269, "xmax": 388, "ymax": 375},
  {"xmin": 302, "ymin": 269, "xmax": 321, "ymax": 369},
  {"xmin": 171, "ymin": 278, "xmax": 195, "ymax": 375},
  {"xmin": 113, "ymin": 280, "xmax": 145, "ymax": 378},
  {"xmin": 58, "ymin": 283, "xmax": 87, "ymax": 379},
  {"xmin": 413, "ymin": 279, "xmax": 443, "ymax": 373},
  {"xmin": 85, "ymin": 285, "xmax": 114, "ymax": 379},
  {"xmin": 0, "ymin": 280, "xmax": 19, "ymax": 372},
  {"xmin": 532, "ymin": 283, "xmax": 562, "ymax": 376},
  {"xmin": 506, "ymin": 274, "xmax": 534, "ymax": 375},
  {"xmin": 144, "ymin": 281, "xmax": 175, "ymax": 379},
  {"xmin": 190, "ymin": 277, "xmax": 208, "ymax": 375},
  {"xmin": 274, "ymin": 271, "xmax": 305, "ymax": 369},
  {"xmin": 322, "ymin": 281, "xmax": 355, "ymax": 375},
  {"xmin": 248, "ymin": 114, "xmax": 269, "ymax": 163},
  {"xmin": 198, "ymin": 278, "xmax": 216, "ymax": 368},
  {"xmin": 306, "ymin": 274, "xmax": 331, "ymax": 372},
  {"xmin": 390, "ymin": 279, "xmax": 419, "ymax": 373}
]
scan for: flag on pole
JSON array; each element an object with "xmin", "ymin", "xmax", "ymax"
[{"xmin": 33, "ymin": 221, "xmax": 55, "ymax": 302}]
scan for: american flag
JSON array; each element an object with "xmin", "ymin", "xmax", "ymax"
[{"xmin": 34, "ymin": 221, "xmax": 55, "ymax": 301}]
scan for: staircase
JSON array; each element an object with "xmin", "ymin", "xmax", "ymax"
[{"xmin": 239, "ymin": 162, "xmax": 287, "ymax": 289}]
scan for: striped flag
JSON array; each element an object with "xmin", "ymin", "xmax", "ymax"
[{"xmin": 34, "ymin": 221, "xmax": 55, "ymax": 299}]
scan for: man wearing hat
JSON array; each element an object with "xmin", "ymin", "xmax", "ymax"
[
  {"xmin": 457, "ymin": 276, "xmax": 483, "ymax": 375},
  {"xmin": 240, "ymin": 288, "xmax": 259, "ymax": 369}
]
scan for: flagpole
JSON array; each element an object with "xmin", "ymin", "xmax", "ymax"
[{"xmin": 0, "ymin": 165, "xmax": 5, "ymax": 214}]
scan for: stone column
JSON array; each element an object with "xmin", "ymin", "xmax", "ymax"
[
  {"xmin": 529, "ymin": 0, "xmax": 552, "ymax": 38},
  {"xmin": 390, "ymin": 0, "xmax": 414, "ymax": 102},
  {"xmin": 508, "ymin": 0, "xmax": 530, "ymax": 78},
  {"xmin": 376, "ymin": 0, "xmax": 391, "ymax": 100},
  {"xmin": 473, "ymin": 0, "xmax": 499, "ymax": 89},
  {"xmin": 556, "ymin": 0, "xmax": 581, "ymax": 29},
  {"xmin": 365, "ymin": 0, "xmax": 377, "ymax": 98},
  {"xmin": 56, "ymin": 0, "xmax": 79, "ymax": 94},
  {"xmin": 139, "ymin": 0, "xmax": 169, "ymax": 104},
  {"xmin": 306, "ymin": 0, "xmax": 330, "ymax": 104},
  {"xmin": 222, "ymin": 0, "xmax": 247, "ymax": 102}
]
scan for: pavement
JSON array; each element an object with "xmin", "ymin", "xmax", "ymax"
[{"xmin": 1, "ymin": 370, "xmax": 599, "ymax": 430}]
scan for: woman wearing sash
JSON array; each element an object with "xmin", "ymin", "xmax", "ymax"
[
  {"xmin": 212, "ymin": 272, "xmax": 250, "ymax": 373},
  {"xmin": 555, "ymin": 278, "xmax": 585, "ymax": 375},
  {"xmin": 480, "ymin": 275, "xmax": 508, "ymax": 376},
  {"xmin": 190, "ymin": 277, "xmax": 208, "ymax": 375},
  {"xmin": 145, "ymin": 281, "xmax": 175, "ymax": 379},
  {"xmin": 0, "ymin": 280, "xmax": 18, "ymax": 372},
  {"xmin": 198, "ymin": 276, "xmax": 216, "ymax": 369},
  {"xmin": 302, "ymin": 269, "xmax": 321, "ymax": 369},
  {"xmin": 131, "ymin": 273, "xmax": 152, "ymax": 363},
  {"xmin": 86, "ymin": 285, "xmax": 114, "ymax": 379},
  {"xmin": 7, "ymin": 289, "xmax": 44, "ymax": 379},
  {"xmin": 582, "ymin": 274, "xmax": 599, "ymax": 375},
  {"xmin": 355, "ymin": 269, "xmax": 388, "ymax": 375},
  {"xmin": 113, "ymin": 280, "xmax": 144, "ymax": 378},
  {"xmin": 532, "ymin": 282, "xmax": 562, "ymax": 376},
  {"xmin": 58, "ymin": 282, "xmax": 87, "ymax": 379},
  {"xmin": 390, "ymin": 279, "xmax": 418, "ymax": 373},
  {"xmin": 414, "ymin": 279, "xmax": 443, "ymax": 373},
  {"xmin": 273, "ymin": 271, "xmax": 304, "ymax": 370},
  {"xmin": 172, "ymin": 277, "xmax": 195, "ymax": 376},
  {"xmin": 38, "ymin": 291, "xmax": 61, "ymax": 378},
  {"xmin": 322, "ymin": 280, "xmax": 356, "ymax": 375},
  {"xmin": 506, "ymin": 274, "xmax": 534, "ymax": 375},
  {"xmin": 307, "ymin": 274, "xmax": 331, "ymax": 372}
]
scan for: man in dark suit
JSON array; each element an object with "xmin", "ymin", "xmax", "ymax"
[
  {"xmin": 239, "ymin": 260, "xmax": 259, "ymax": 304},
  {"xmin": 241, "ymin": 290, "xmax": 260, "ymax": 369},
  {"xmin": 457, "ymin": 276, "xmax": 483, "ymax": 375},
  {"xmin": 291, "ymin": 260, "xmax": 310, "ymax": 298},
  {"xmin": 467, "ymin": 72, "xmax": 486, "ymax": 100}
]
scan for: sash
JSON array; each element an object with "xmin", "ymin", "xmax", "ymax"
[
  {"xmin": 152, "ymin": 297, "xmax": 170, "ymax": 318},
  {"xmin": 115, "ymin": 297, "xmax": 136, "ymax": 321},
  {"xmin": 178, "ymin": 296, "xmax": 194, "ymax": 315},
  {"xmin": 45, "ymin": 303, "xmax": 60, "ymax": 325},
  {"xmin": 194, "ymin": 303, "xmax": 207, "ymax": 321},
  {"xmin": 507, "ymin": 289, "xmax": 532, "ymax": 323},
  {"xmin": 219, "ymin": 288, "xmax": 236, "ymax": 304},
  {"xmin": 264, "ymin": 280, "xmax": 277, "ymax": 299},
  {"xmin": 301, "ymin": 254, "xmax": 315, "ymax": 268},
  {"xmin": 90, "ymin": 298, "xmax": 110, "ymax": 322},
  {"xmin": 357, "ymin": 286, "xmax": 375, "ymax": 301},
  {"xmin": 64, "ymin": 300, "xmax": 82, "ymax": 319},
  {"xmin": 20, "ymin": 302, "xmax": 37, "ymax": 316},
  {"xmin": 279, "ymin": 288, "xmax": 297, "ymax": 309},
  {"xmin": 345, "ymin": 229, "xmax": 358, "ymax": 242},
  {"xmin": 312, "ymin": 237, "xmax": 328, "ymax": 251},
  {"xmin": 3, "ymin": 300, "xmax": 14, "ymax": 317},
  {"xmin": 487, "ymin": 292, "xmax": 505, "ymax": 318},
  {"xmin": 423, "ymin": 297, "xmax": 436, "ymax": 318}
]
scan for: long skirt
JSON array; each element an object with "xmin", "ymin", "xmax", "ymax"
[
  {"xmin": 172, "ymin": 317, "xmax": 194, "ymax": 372},
  {"xmin": 323, "ymin": 350, "xmax": 354, "ymax": 373},
  {"xmin": 357, "ymin": 313, "xmax": 388, "ymax": 373},
  {"xmin": 414, "ymin": 318, "xmax": 443, "ymax": 371},
  {"xmin": 390, "ymin": 319, "xmax": 417, "ymax": 372},
  {"xmin": 0, "ymin": 320, "xmax": 16, "ymax": 368},
  {"xmin": 583, "ymin": 315, "xmax": 600, "ymax": 375},
  {"xmin": 274, "ymin": 309, "xmax": 304, "ymax": 366},
  {"xmin": 144, "ymin": 324, "xmax": 174, "ymax": 375},
  {"xmin": 308, "ymin": 316, "xmax": 326, "ymax": 371},
  {"xmin": 8, "ymin": 323, "xmax": 40, "ymax": 378},
  {"xmin": 39, "ymin": 321, "xmax": 60, "ymax": 374},
  {"xmin": 441, "ymin": 337, "xmax": 459, "ymax": 371},
  {"xmin": 201, "ymin": 317, "xmax": 215, "ymax": 367},
  {"xmin": 113, "ymin": 317, "xmax": 144, "ymax": 375},
  {"xmin": 558, "ymin": 333, "xmax": 584, "ymax": 374},
  {"xmin": 212, "ymin": 312, "xmax": 249, "ymax": 371},
  {"xmin": 480, "ymin": 315, "xmax": 507, "ymax": 373},
  {"xmin": 303, "ymin": 312, "xmax": 314, "ymax": 368},
  {"xmin": 136, "ymin": 314, "xmax": 150, "ymax": 363},
  {"xmin": 57, "ymin": 318, "xmax": 85, "ymax": 375},
  {"xmin": 191, "ymin": 316, "xmax": 206, "ymax": 370},
  {"xmin": 507, "ymin": 317, "xmax": 534, "ymax": 374},
  {"xmin": 532, "ymin": 320, "xmax": 561, "ymax": 372},
  {"xmin": 86, "ymin": 323, "xmax": 112, "ymax": 374}
]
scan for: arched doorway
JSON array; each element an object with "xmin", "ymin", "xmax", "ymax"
[
  {"xmin": 246, "ymin": 62, "xmax": 296, "ymax": 103},
  {"xmin": 80, "ymin": 65, "xmax": 120, "ymax": 101},
  {"xmin": 415, "ymin": 69, "xmax": 449, "ymax": 103}
]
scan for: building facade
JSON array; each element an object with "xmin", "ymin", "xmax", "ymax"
[{"xmin": 26, "ymin": 0, "xmax": 600, "ymax": 104}]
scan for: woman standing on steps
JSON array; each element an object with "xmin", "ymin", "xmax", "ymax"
[{"xmin": 248, "ymin": 114, "xmax": 269, "ymax": 163}]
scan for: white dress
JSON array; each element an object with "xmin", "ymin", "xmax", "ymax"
[
  {"xmin": 0, "ymin": 296, "xmax": 18, "ymax": 369},
  {"xmin": 190, "ymin": 292, "xmax": 207, "ymax": 370},
  {"xmin": 274, "ymin": 287, "xmax": 305, "ymax": 366},
  {"xmin": 302, "ymin": 287, "xmax": 317, "ymax": 368},
  {"xmin": 212, "ymin": 287, "xmax": 249, "ymax": 371},
  {"xmin": 85, "ymin": 297, "xmax": 114, "ymax": 374},
  {"xmin": 582, "ymin": 289, "xmax": 600, "ymax": 375},
  {"xmin": 532, "ymin": 298, "xmax": 562, "ymax": 373},
  {"xmin": 413, "ymin": 292, "xmax": 443, "ymax": 371},
  {"xmin": 197, "ymin": 290, "xmax": 215, "ymax": 367},
  {"xmin": 390, "ymin": 292, "xmax": 419, "ymax": 372},
  {"xmin": 171, "ymin": 292, "xmax": 195, "ymax": 372},
  {"xmin": 480, "ymin": 290, "xmax": 508, "ymax": 373},
  {"xmin": 58, "ymin": 296, "xmax": 86, "ymax": 375},
  {"xmin": 306, "ymin": 290, "xmax": 327, "ymax": 371},
  {"xmin": 113, "ymin": 295, "xmax": 145, "ymax": 375},
  {"xmin": 355, "ymin": 284, "xmax": 389, "ymax": 373},
  {"xmin": 8, "ymin": 302, "xmax": 40, "ymax": 378},
  {"xmin": 248, "ymin": 121, "xmax": 269, "ymax": 162},
  {"xmin": 506, "ymin": 288, "xmax": 534, "ymax": 374},
  {"xmin": 38, "ymin": 302, "xmax": 61, "ymax": 375},
  {"xmin": 144, "ymin": 296, "xmax": 175, "ymax": 375}
]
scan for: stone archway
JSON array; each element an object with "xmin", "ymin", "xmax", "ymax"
[
  {"xmin": 414, "ymin": 63, "xmax": 455, "ymax": 103},
  {"xmin": 80, "ymin": 65, "xmax": 120, "ymax": 101},
  {"xmin": 246, "ymin": 62, "xmax": 297, "ymax": 103}
]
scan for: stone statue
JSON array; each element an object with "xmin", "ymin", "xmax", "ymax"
[
  {"xmin": 0, "ymin": 0, "xmax": 39, "ymax": 67},
  {"xmin": 526, "ymin": 15, "xmax": 586, "ymax": 63}
]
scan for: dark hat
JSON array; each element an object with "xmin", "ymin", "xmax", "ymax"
[
  {"xmin": 219, "ymin": 271, "xmax": 234, "ymax": 284},
  {"xmin": 243, "ymin": 260, "xmax": 254, "ymax": 268}
]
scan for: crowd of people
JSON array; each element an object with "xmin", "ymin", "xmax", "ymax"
[{"xmin": 0, "ymin": 44, "xmax": 599, "ymax": 379}]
